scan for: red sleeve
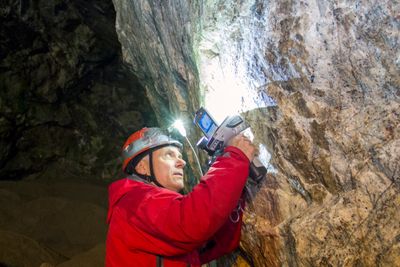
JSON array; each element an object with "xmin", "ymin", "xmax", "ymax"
[{"xmin": 127, "ymin": 146, "xmax": 250, "ymax": 253}]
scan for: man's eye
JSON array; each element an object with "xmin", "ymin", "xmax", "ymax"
[{"xmin": 165, "ymin": 151, "xmax": 182, "ymax": 159}]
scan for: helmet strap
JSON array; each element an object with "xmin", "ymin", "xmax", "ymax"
[
  {"xmin": 130, "ymin": 145, "xmax": 178, "ymax": 189},
  {"xmin": 149, "ymin": 150, "xmax": 164, "ymax": 188},
  {"xmin": 132, "ymin": 170, "xmax": 153, "ymax": 184}
]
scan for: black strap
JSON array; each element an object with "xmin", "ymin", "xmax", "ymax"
[
  {"xmin": 156, "ymin": 255, "xmax": 190, "ymax": 267},
  {"xmin": 149, "ymin": 151, "xmax": 164, "ymax": 188},
  {"xmin": 130, "ymin": 150, "xmax": 164, "ymax": 188},
  {"xmin": 156, "ymin": 255, "xmax": 163, "ymax": 267}
]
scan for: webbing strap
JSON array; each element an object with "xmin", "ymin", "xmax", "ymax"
[
  {"xmin": 156, "ymin": 256, "xmax": 190, "ymax": 267},
  {"xmin": 156, "ymin": 255, "xmax": 163, "ymax": 267}
]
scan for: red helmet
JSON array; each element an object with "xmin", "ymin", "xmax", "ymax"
[{"xmin": 121, "ymin": 127, "xmax": 183, "ymax": 173}]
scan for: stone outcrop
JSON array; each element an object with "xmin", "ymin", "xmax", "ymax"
[
  {"xmin": 0, "ymin": 0, "xmax": 157, "ymax": 181},
  {"xmin": 111, "ymin": 0, "xmax": 201, "ymax": 126},
  {"xmin": 113, "ymin": 0, "xmax": 399, "ymax": 265},
  {"xmin": 1, "ymin": 1, "xmax": 156, "ymax": 265},
  {"xmin": 111, "ymin": 0, "xmax": 206, "ymax": 182}
]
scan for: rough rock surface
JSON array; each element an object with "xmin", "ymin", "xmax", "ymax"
[
  {"xmin": 0, "ymin": 0, "xmax": 157, "ymax": 181},
  {"xmin": 113, "ymin": 0, "xmax": 399, "ymax": 266},
  {"xmin": 1, "ymin": 0, "xmax": 157, "ymax": 265},
  {"xmin": 111, "ymin": 0, "xmax": 201, "ymax": 126},
  {"xmin": 111, "ymin": 0, "xmax": 206, "ymax": 182}
]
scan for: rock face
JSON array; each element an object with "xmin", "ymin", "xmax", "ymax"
[
  {"xmin": 111, "ymin": 0, "xmax": 201, "ymax": 126},
  {"xmin": 1, "ymin": 1, "xmax": 157, "ymax": 265},
  {"xmin": 0, "ymin": 0, "xmax": 157, "ymax": 181},
  {"xmin": 113, "ymin": 0, "xmax": 399, "ymax": 266},
  {"xmin": 110, "ymin": 0, "xmax": 206, "ymax": 177}
]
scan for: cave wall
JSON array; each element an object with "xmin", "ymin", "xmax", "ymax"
[
  {"xmin": 111, "ymin": 0, "xmax": 207, "ymax": 181},
  {"xmin": 236, "ymin": 1, "xmax": 400, "ymax": 265},
  {"xmin": 113, "ymin": 0, "xmax": 399, "ymax": 266},
  {"xmin": 111, "ymin": 0, "xmax": 202, "ymax": 126},
  {"xmin": 0, "ymin": 0, "xmax": 157, "ymax": 181},
  {"xmin": 0, "ymin": 1, "xmax": 161, "ymax": 266}
]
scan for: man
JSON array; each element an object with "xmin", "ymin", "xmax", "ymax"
[{"xmin": 106, "ymin": 127, "xmax": 256, "ymax": 266}]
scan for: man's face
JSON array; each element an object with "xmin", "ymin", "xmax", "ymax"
[{"xmin": 152, "ymin": 146, "xmax": 186, "ymax": 192}]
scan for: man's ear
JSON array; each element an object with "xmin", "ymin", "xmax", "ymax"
[{"xmin": 135, "ymin": 156, "xmax": 150, "ymax": 176}]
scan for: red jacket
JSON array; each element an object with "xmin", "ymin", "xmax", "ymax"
[{"xmin": 105, "ymin": 146, "xmax": 250, "ymax": 266}]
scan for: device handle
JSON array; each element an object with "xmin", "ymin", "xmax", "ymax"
[{"xmin": 249, "ymin": 157, "xmax": 267, "ymax": 183}]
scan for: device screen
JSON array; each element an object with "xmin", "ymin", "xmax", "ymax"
[{"xmin": 195, "ymin": 109, "xmax": 218, "ymax": 138}]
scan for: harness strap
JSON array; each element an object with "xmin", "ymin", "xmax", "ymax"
[
  {"xmin": 156, "ymin": 256, "xmax": 190, "ymax": 267},
  {"xmin": 157, "ymin": 255, "xmax": 163, "ymax": 267}
]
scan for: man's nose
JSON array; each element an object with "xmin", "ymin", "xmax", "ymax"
[{"xmin": 176, "ymin": 158, "xmax": 186, "ymax": 168}]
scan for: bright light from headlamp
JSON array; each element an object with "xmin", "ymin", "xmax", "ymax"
[
  {"xmin": 172, "ymin": 119, "xmax": 187, "ymax": 137},
  {"xmin": 171, "ymin": 118, "xmax": 203, "ymax": 177}
]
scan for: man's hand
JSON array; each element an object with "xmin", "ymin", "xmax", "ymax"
[{"xmin": 227, "ymin": 134, "xmax": 257, "ymax": 162}]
